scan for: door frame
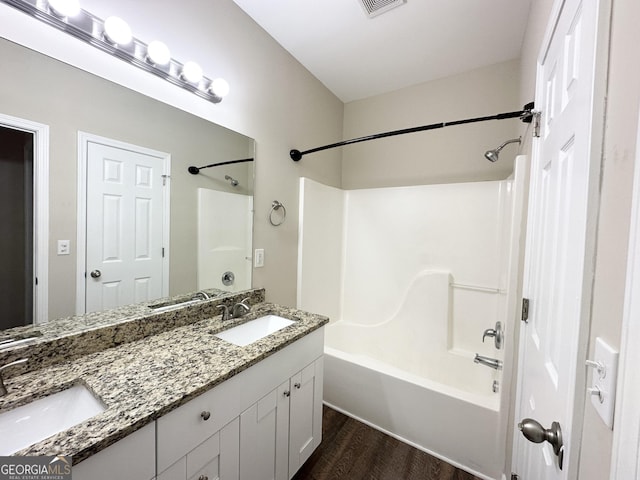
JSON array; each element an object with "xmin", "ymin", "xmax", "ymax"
[
  {"xmin": 0, "ymin": 112, "xmax": 49, "ymax": 325},
  {"xmin": 510, "ymin": 0, "xmax": 611, "ymax": 477},
  {"xmin": 76, "ymin": 132, "xmax": 171, "ymax": 314},
  {"xmin": 609, "ymin": 107, "xmax": 640, "ymax": 480}
]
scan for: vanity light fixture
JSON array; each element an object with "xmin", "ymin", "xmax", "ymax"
[
  {"xmin": 47, "ymin": 0, "xmax": 80, "ymax": 18},
  {"xmin": 181, "ymin": 61, "xmax": 203, "ymax": 84},
  {"xmin": 209, "ymin": 78, "xmax": 230, "ymax": 99},
  {"xmin": 1, "ymin": 0, "xmax": 230, "ymax": 104},
  {"xmin": 103, "ymin": 16, "xmax": 132, "ymax": 46},
  {"xmin": 146, "ymin": 40, "xmax": 171, "ymax": 66}
]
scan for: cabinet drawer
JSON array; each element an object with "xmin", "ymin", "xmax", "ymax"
[
  {"xmin": 187, "ymin": 432, "xmax": 219, "ymax": 478},
  {"xmin": 157, "ymin": 380, "xmax": 236, "ymax": 473}
]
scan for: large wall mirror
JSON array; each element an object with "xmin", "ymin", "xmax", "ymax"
[{"xmin": 0, "ymin": 38, "xmax": 255, "ymax": 329}]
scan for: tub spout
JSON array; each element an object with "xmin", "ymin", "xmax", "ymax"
[{"xmin": 474, "ymin": 354, "xmax": 503, "ymax": 370}]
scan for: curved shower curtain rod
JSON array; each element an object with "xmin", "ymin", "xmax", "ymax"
[
  {"xmin": 290, "ymin": 102, "xmax": 536, "ymax": 161},
  {"xmin": 188, "ymin": 158, "xmax": 254, "ymax": 175}
]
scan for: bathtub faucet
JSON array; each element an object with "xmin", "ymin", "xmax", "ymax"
[{"xmin": 474, "ymin": 354, "xmax": 503, "ymax": 370}]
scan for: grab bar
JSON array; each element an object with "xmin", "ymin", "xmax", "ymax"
[{"xmin": 450, "ymin": 282, "xmax": 504, "ymax": 294}]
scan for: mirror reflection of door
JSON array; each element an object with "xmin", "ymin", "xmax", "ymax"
[
  {"xmin": 0, "ymin": 125, "xmax": 34, "ymax": 329},
  {"xmin": 81, "ymin": 134, "xmax": 170, "ymax": 314}
]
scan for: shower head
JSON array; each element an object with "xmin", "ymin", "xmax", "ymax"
[
  {"xmin": 225, "ymin": 174, "xmax": 239, "ymax": 187},
  {"xmin": 484, "ymin": 137, "xmax": 521, "ymax": 162}
]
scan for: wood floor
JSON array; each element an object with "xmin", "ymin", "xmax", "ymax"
[{"xmin": 292, "ymin": 406, "xmax": 483, "ymax": 480}]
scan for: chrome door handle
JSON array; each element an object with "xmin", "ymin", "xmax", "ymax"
[
  {"xmin": 482, "ymin": 321, "xmax": 503, "ymax": 349},
  {"xmin": 90, "ymin": 269, "xmax": 102, "ymax": 278},
  {"xmin": 518, "ymin": 418, "xmax": 564, "ymax": 470}
]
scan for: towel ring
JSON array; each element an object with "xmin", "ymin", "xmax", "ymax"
[{"xmin": 269, "ymin": 200, "xmax": 286, "ymax": 226}]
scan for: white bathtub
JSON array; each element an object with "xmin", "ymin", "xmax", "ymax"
[
  {"xmin": 322, "ymin": 273, "xmax": 503, "ymax": 480},
  {"xmin": 299, "ymin": 166, "xmax": 529, "ymax": 480}
]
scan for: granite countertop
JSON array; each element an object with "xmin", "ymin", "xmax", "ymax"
[{"xmin": 0, "ymin": 301, "xmax": 328, "ymax": 464}]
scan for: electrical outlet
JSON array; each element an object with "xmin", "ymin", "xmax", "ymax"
[
  {"xmin": 57, "ymin": 240, "xmax": 70, "ymax": 255},
  {"xmin": 254, "ymin": 249, "xmax": 265, "ymax": 268}
]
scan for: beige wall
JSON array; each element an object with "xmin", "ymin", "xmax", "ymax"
[
  {"xmin": 342, "ymin": 60, "xmax": 521, "ymax": 189},
  {"xmin": 518, "ymin": 0, "xmax": 640, "ymax": 478},
  {"xmin": 0, "ymin": 0, "xmax": 344, "ymax": 310},
  {"xmin": 580, "ymin": 0, "xmax": 640, "ymax": 477}
]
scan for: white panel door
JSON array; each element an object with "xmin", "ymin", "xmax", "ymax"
[
  {"xmin": 85, "ymin": 141, "xmax": 166, "ymax": 312},
  {"xmin": 514, "ymin": 0, "xmax": 600, "ymax": 478}
]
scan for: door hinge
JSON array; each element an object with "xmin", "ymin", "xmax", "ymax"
[
  {"xmin": 161, "ymin": 174, "xmax": 170, "ymax": 186},
  {"xmin": 35, "ymin": 277, "xmax": 38, "ymax": 286},
  {"xmin": 532, "ymin": 111, "xmax": 541, "ymax": 138},
  {"xmin": 162, "ymin": 247, "xmax": 165, "ymax": 258},
  {"xmin": 511, "ymin": 474, "xmax": 519, "ymax": 480},
  {"xmin": 522, "ymin": 298, "xmax": 530, "ymax": 323}
]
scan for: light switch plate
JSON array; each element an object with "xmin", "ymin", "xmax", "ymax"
[
  {"xmin": 589, "ymin": 337, "xmax": 619, "ymax": 429},
  {"xmin": 254, "ymin": 249, "xmax": 264, "ymax": 268}
]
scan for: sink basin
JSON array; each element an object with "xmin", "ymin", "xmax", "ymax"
[
  {"xmin": 0, "ymin": 384, "xmax": 106, "ymax": 455},
  {"xmin": 215, "ymin": 315, "xmax": 295, "ymax": 347}
]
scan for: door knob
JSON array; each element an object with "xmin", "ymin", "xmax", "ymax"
[
  {"xmin": 90, "ymin": 270, "xmax": 102, "ymax": 278},
  {"xmin": 518, "ymin": 418, "xmax": 564, "ymax": 470},
  {"xmin": 482, "ymin": 321, "xmax": 503, "ymax": 349}
]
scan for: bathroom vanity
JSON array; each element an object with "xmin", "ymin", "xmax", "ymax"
[{"xmin": 0, "ymin": 289, "xmax": 327, "ymax": 480}]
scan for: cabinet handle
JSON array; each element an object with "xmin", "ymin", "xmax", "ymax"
[
  {"xmin": 199, "ymin": 476, "xmax": 208, "ymax": 480},
  {"xmin": 200, "ymin": 411, "xmax": 211, "ymax": 421},
  {"xmin": 294, "ymin": 382, "xmax": 301, "ymax": 389},
  {"xmin": 283, "ymin": 390, "xmax": 290, "ymax": 397}
]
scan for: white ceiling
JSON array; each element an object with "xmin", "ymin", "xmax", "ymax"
[{"xmin": 231, "ymin": 0, "xmax": 532, "ymax": 103}]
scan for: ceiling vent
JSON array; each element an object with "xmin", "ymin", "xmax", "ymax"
[{"xmin": 358, "ymin": 0, "xmax": 407, "ymax": 18}]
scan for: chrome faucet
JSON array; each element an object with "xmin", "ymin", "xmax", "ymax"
[
  {"xmin": 0, "ymin": 358, "xmax": 28, "ymax": 396},
  {"xmin": 232, "ymin": 298, "xmax": 251, "ymax": 318},
  {"xmin": 217, "ymin": 298, "xmax": 251, "ymax": 321},
  {"xmin": 191, "ymin": 291, "xmax": 211, "ymax": 301},
  {"xmin": 474, "ymin": 354, "xmax": 503, "ymax": 370}
]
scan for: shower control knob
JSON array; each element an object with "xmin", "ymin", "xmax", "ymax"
[
  {"xmin": 482, "ymin": 321, "xmax": 503, "ymax": 349},
  {"xmin": 90, "ymin": 269, "xmax": 101, "ymax": 279},
  {"xmin": 200, "ymin": 411, "xmax": 211, "ymax": 421}
]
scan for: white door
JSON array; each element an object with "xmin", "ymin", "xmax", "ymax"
[
  {"xmin": 84, "ymin": 139, "xmax": 168, "ymax": 313},
  {"xmin": 513, "ymin": 0, "xmax": 601, "ymax": 478}
]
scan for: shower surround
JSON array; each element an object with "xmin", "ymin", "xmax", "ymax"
[{"xmin": 297, "ymin": 158, "xmax": 527, "ymax": 480}]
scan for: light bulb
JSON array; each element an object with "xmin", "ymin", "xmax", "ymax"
[
  {"xmin": 146, "ymin": 41, "xmax": 171, "ymax": 66},
  {"xmin": 209, "ymin": 78, "xmax": 230, "ymax": 98},
  {"xmin": 104, "ymin": 16, "xmax": 132, "ymax": 46},
  {"xmin": 181, "ymin": 61, "xmax": 203, "ymax": 84},
  {"xmin": 48, "ymin": 0, "xmax": 81, "ymax": 18}
]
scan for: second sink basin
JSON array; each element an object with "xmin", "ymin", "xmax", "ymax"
[
  {"xmin": 0, "ymin": 384, "xmax": 106, "ymax": 455},
  {"xmin": 215, "ymin": 315, "xmax": 295, "ymax": 347}
]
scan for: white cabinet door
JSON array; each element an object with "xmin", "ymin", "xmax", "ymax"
[
  {"xmin": 288, "ymin": 357, "xmax": 323, "ymax": 477},
  {"xmin": 239, "ymin": 357, "xmax": 324, "ymax": 480},
  {"xmin": 73, "ymin": 422, "xmax": 155, "ymax": 480},
  {"xmin": 239, "ymin": 381, "xmax": 289, "ymax": 480}
]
